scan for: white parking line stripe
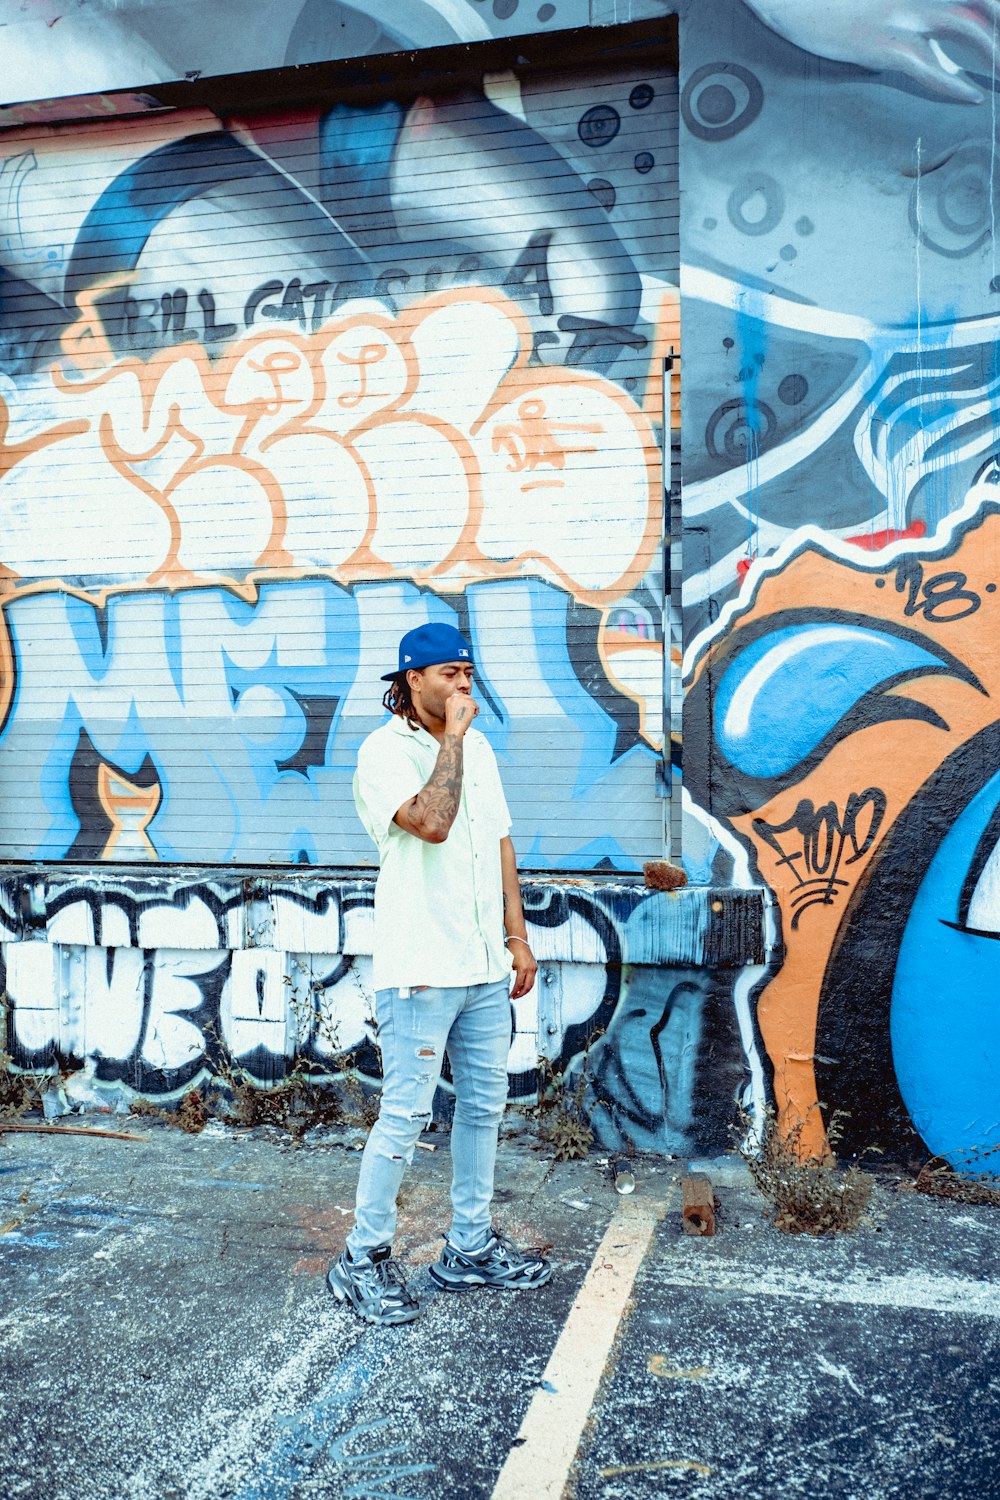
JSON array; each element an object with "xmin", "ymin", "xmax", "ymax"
[
  {"xmin": 491, "ymin": 1190, "xmax": 668, "ymax": 1500},
  {"xmin": 652, "ymin": 1262, "xmax": 1000, "ymax": 1318}
]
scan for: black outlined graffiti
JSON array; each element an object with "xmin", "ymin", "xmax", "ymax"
[
  {"xmin": 0, "ymin": 868, "xmax": 763, "ymax": 1150},
  {"xmin": 884, "ymin": 558, "xmax": 983, "ymax": 624},
  {"xmin": 752, "ymin": 788, "xmax": 887, "ymax": 927}
]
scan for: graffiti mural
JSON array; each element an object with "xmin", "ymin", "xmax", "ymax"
[
  {"xmin": 689, "ymin": 504, "xmax": 1000, "ymax": 1168},
  {"xmin": 1, "ymin": 868, "xmax": 763, "ymax": 1146},
  {"xmin": 682, "ymin": 0, "xmax": 1000, "ymax": 638},
  {"xmin": 0, "ymin": 53, "xmax": 678, "ymax": 869},
  {"xmin": 1, "ymin": 575, "xmax": 670, "ymax": 867},
  {"xmin": 0, "ymin": 293, "xmax": 656, "ymax": 591},
  {"xmin": 682, "ymin": 0, "xmax": 1000, "ymax": 1169},
  {"xmin": 0, "ymin": 10, "xmax": 725, "ymax": 1153},
  {"xmin": 11, "ymin": 0, "xmax": 1000, "ymax": 1168}
]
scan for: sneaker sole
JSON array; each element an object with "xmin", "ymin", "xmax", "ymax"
[{"xmin": 428, "ymin": 1265, "xmax": 553, "ymax": 1292}]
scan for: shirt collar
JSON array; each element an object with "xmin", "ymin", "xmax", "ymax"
[{"xmin": 388, "ymin": 712, "xmax": 436, "ymax": 746}]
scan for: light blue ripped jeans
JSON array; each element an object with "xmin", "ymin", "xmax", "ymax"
[{"xmin": 346, "ymin": 978, "xmax": 512, "ymax": 1257}]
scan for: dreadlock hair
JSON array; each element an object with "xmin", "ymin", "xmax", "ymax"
[{"xmin": 382, "ymin": 671, "xmax": 423, "ymax": 731}]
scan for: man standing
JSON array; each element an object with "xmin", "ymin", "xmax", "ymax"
[{"xmin": 327, "ymin": 622, "xmax": 552, "ymax": 1326}]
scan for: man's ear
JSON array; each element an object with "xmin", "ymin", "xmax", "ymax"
[{"xmin": 405, "ymin": 668, "xmax": 423, "ymax": 694}]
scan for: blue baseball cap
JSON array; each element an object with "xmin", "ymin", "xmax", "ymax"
[{"xmin": 381, "ymin": 623, "xmax": 474, "ymax": 681}]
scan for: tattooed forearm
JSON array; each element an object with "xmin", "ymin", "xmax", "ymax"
[{"xmin": 407, "ymin": 734, "xmax": 464, "ymax": 841}]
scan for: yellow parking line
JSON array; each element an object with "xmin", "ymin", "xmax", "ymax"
[{"xmin": 491, "ymin": 1189, "xmax": 668, "ymax": 1500}]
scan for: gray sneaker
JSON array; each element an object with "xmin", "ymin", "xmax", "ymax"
[
  {"xmin": 327, "ymin": 1245, "xmax": 421, "ymax": 1325},
  {"xmin": 429, "ymin": 1231, "xmax": 552, "ymax": 1292}
]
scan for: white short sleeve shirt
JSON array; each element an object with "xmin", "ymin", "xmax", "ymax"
[{"xmin": 353, "ymin": 714, "xmax": 514, "ymax": 993}]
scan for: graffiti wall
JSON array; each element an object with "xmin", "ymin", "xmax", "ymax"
[
  {"xmin": 0, "ymin": 23, "xmax": 732, "ymax": 1148},
  {"xmin": 682, "ymin": 0, "xmax": 1000, "ymax": 1171},
  {"xmin": 14, "ymin": 0, "xmax": 1000, "ymax": 1170},
  {"xmin": 0, "ymin": 50, "xmax": 678, "ymax": 869},
  {"xmin": 1, "ymin": 868, "xmax": 763, "ymax": 1152}
]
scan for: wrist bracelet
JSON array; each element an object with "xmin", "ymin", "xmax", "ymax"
[{"xmin": 506, "ymin": 935, "xmax": 531, "ymax": 948}]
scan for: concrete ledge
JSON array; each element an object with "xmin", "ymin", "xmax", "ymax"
[{"xmin": 0, "ymin": 867, "xmax": 767, "ymax": 968}]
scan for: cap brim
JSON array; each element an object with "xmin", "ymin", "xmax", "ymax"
[{"xmin": 380, "ymin": 655, "xmax": 475, "ymax": 682}]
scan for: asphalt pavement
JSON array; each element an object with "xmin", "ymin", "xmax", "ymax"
[{"xmin": 1, "ymin": 1115, "xmax": 998, "ymax": 1500}]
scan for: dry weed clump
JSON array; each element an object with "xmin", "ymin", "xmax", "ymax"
[
  {"xmin": 0, "ymin": 997, "xmax": 47, "ymax": 1120},
  {"xmin": 122, "ymin": 1001, "xmax": 379, "ymax": 1139},
  {"xmin": 549, "ymin": 1111, "xmax": 594, "ymax": 1162},
  {"xmin": 221, "ymin": 1051, "xmax": 379, "ymax": 1135},
  {"xmin": 914, "ymin": 1150, "xmax": 1000, "ymax": 1209},
  {"xmin": 129, "ymin": 1088, "xmax": 218, "ymax": 1132},
  {"xmin": 533, "ymin": 1038, "xmax": 603, "ymax": 1162},
  {"xmin": 0, "ymin": 1050, "xmax": 44, "ymax": 1121},
  {"xmin": 128, "ymin": 1097, "xmax": 165, "ymax": 1121},
  {"xmin": 176, "ymin": 1088, "xmax": 210, "ymax": 1133},
  {"xmin": 735, "ymin": 1106, "xmax": 874, "ymax": 1235},
  {"xmin": 129, "ymin": 1055, "xmax": 378, "ymax": 1138}
]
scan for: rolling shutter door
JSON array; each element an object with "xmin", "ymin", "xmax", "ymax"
[{"xmin": 0, "ymin": 41, "xmax": 678, "ymax": 870}]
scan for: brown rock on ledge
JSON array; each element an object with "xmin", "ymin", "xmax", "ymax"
[{"xmin": 643, "ymin": 860, "xmax": 688, "ymax": 892}]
